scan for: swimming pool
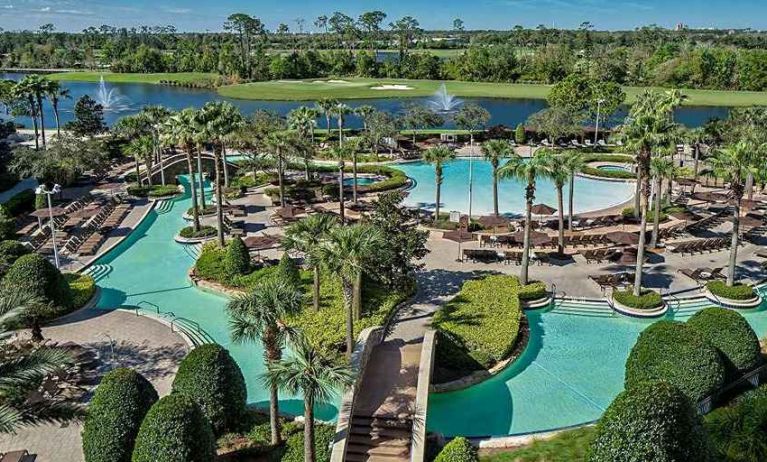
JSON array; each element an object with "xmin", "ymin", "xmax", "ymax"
[
  {"xmin": 394, "ymin": 159, "xmax": 636, "ymax": 216},
  {"xmin": 343, "ymin": 177, "xmax": 378, "ymax": 187},
  {"xmin": 597, "ymin": 164, "xmax": 633, "ymax": 172},
  {"xmin": 426, "ymin": 293, "xmax": 767, "ymax": 437},
  {"xmin": 91, "ymin": 176, "xmax": 338, "ymax": 420}
]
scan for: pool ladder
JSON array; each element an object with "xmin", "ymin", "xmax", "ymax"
[{"xmin": 132, "ymin": 300, "xmax": 215, "ymax": 347}]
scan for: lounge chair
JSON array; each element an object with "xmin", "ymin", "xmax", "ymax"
[{"xmin": 0, "ymin": 450, "xmax": 32, "ymax": 462}]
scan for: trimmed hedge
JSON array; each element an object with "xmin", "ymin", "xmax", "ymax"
[
  {"xmin": 688, "ymin": 307, "xmax": 761, "ymax": 374},
  {"xmin": 179, "ymin": 225, "xmax": 217, "ymax": 239},
  {"xmin": 171, "ymin": 344, "xmax": 247, "ymax": 436},
  {"xmin": 65, "ymin": 273, "xmax": 96, "ymax": 309},
  {"xmin": 127, "ymin": 184, "xmax": 180, "ymax": 198},
  {"xmin": 0, "ymin": 240, "xmax": 30, "ymax": 276},
  {"xmin": 435, "ymin": 437, "xmax": 479, "ymax": 462},
  {"xmin": 3, "ymin": 253, "xmax": 70, "ymax": 307},
  {"xmin": 186, "ymin": 205, "xmax": 216, "ymax": 216},
  {"xmin": 132, "ymin": 394, "xmax": 216, "ymax": 462},
  {"xmin": 706, "ymin": 280, "xmax": 756, "ymax": 301},
  {"xmin": 625, "ymin": 320, "xmax": 725, "ymax": 402},
  {"xmin": 612, "ymin": 288, "xmax": 663, "ymax": 310},
  {"xmin": 582, "ymin": 166, "xmax": 636, "ymax": 180},
  {"xmin": 432, "ymin": 275, "xmax": 524, "ymax": 369},
  {"xmin": 224, "ymin": 236, "xmax": 250, "ymax": 277},
  {"xmin": 1, "ymin": 188, "xmax": 35, "ymax": 216},
  {"xmin": 82, "ymin": 368, "xmax": 158, "ymax": 462},
  {"xmin": 587, "ymin": 381, "xmax": 709, "ymax": 462}
]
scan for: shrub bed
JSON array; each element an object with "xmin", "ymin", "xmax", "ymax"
[
  {"xmin": 612, "ymin": 287, "xmax": 663, "ymax": 310},
  {"xmin": 64, "ymin": 273, "xmax": 96, "ymax": 309},
  {"xmin": 0, "ymin": 240, "xmax": 30, "ymax": 277},
  {"xmin": 82, "ymin": 368, "xmax": 158, "ymax": 462},
  {"xmin": 127, "ymin": 184, "xmax": 180, "ymax": 198},
  {"xmin": 587, "ymin": 381, "xmax": 708, "ymax": 461},
  {"xmin": 518, "ymin": 281, "xmax": 548, "ymax": 301},
  {"xmin": 172, "ymin": 344, "xmax": 247, "ymax": 436},
  {"xmin": 186, "ymin": 205, "xmax": 217, "ymax": 216},
  {"xmin": 688, "ymin": 307, "xmax": 761, "ymax": 374},
  {"xmin": 179, "ymin": 225, "xmax": 217, "ymax": 239},
  {"xmin": 582, "ymin": 166, "xmax": 636, "ymax": 180},
  {"xmin": 625, "ymin": 320, "xmax": 725, "ymax": 402},
  {"xmin": 1, "ymin": 188, "xmax": 35, "ymax": 216},
  {"xmin": 706, "ymin": 280, "xmax": 756, "ymax": 300},
  {"xmin": 132, "ymin": 394, "xmax": 216, "ymax": 462},
  {"xmin": 432, "ymin": 275, "xmax": 524, "ymax": 370}
]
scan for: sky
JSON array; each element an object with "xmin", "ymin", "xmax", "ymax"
[{"xmin": 0, "ymin": 0, "xmax": 765, "ymax": 32}]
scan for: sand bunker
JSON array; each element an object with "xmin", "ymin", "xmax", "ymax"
[
  {"xmin": 313, "ymin": 79, "xmax": 350, "ymax": 84},
  {"xmin": 370, "ymin": 84, "xmax": 413, "ymax": 90}
]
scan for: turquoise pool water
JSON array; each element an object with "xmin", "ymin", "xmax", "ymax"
[
  {"xmin": 91, "ymin": 176, "xmax": 338, "ymax": 419},
  {"xmin": 395, "ymin": 159, "xmax": 636, "ymax": 216},
  {"xmin": 598, "ymin": 164, "xmax": 632, "ymax": 172},
  {"xmin": 343, "ymin": 177, "xmax": 378, "ymax": 186},
  {"xmin": 427, "ymin": 292, "xmax": 767, "ymax": 437}
]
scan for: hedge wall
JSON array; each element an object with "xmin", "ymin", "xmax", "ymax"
[
  {"xmin": 688, "ymin": 307, "xmax": 761, "ymax": 374},
  {"xmin": 82, "ymin": 368, "xmax": 158, "ymax": 462},
  {"xmin": 625, "ymin": 320, "xmax": 725, "ymax": 402}
]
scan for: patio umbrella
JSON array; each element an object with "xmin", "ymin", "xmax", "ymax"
[
  {"xmin": 511, "ymin": 230, "xmax": 551, "ymax": 247},
  {"xmin": 244, "ymin": 234, "xmax": 281, "ymax": 259},
  {"xmin": 530, "ymin": 203, "xmax": 557, "ymax": 216},
  {"xmin": 478, "ymin": 215, "xmax": 510, "ymax": 233},
  {"xmin": 442, "ymin": 230, "xmax": 475, "ymax": 262},
  {"xmin": 606, "ymin": 231, "xmax": 640, "ymax": 246}
]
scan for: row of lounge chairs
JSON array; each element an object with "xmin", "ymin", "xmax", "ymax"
[
  {"xmin": 461, "ymin": 249, "xmax": 555, "ymax": 266},
  {"xmin": 580, "ymin": 248, "xmax": 621, "ymax": 264},
  {"xmin": 678, "ymin": 267, "xmax": 725, "ymax": 283},
  {"xmin": 571, "ymin": 215, "xmax": 623, "ymax": 230},
  {"xmin": 667, "ymin": 238, "xmax": 729, "ymax": 255},
  {"xmin": 589, "ymin": 272, "xmax": 635, "ymax": 289}
]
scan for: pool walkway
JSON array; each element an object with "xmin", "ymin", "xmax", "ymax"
[{"xmin": 346, "ymin": 269, "xmax": 473, "ymax": 460}]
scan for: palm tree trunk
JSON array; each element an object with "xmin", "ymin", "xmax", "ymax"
[
  {"xmin": 197, "ymin": 147, "xmax": 206, "ymax": 209},
  {"xmin": 633, "ymin": 202, "xmax": 649, "ymax": 296},
  {"xmin": 353, "ymin": 271, "xmax": 362, "ymax": 321},
  {"xmin": 135, "ymin": 157, "xmax": 141, "ymax": 185},
  {"xmin": 158, "ymin": 138, "xmax": 166, "ymax": 186},
  {"xmin": 214, "ymin": 147, "xmax": 225, "ymax": 247},
  {"xmin": 692, "ymin": 144, "xmax": 700, "ymax": 194},
  {"xmin": 434, "ymin": 169, "xmax": 441, "ymax": 223},
  {"xmin": 492, "ymin": 166, "xmax": 499, "ymax": 216},
  {"xmin": 633, "ymin": 168, "xmax": 641, "ymax": 219},
  {"xmin": 146, "ymin": 159, "xmax": 154, "ymax": 186},
  {"xmin": 338, "ymin": 117, "xmax": 343, "ymax": 148},
  {"xmin": 343, "ymin": 278, "xmax": 354, "ymax": 360},
  {"xmin": 312, "ymin": 266, "xmax": 321, "ymax": 311},
  {"xmin": 278, "ymin": 154, "xmax": 286, "ymax": 208},
  {"xmin": 556, "ymin": 185, "xmax": 564, "ymax": 254},
  {"xmin": 186, "ymin": 146, "xmax": 200, "ymax": 232},
  {"xmin": 352, "ymin": 153, "xmax": 358, "ymax": 204},
  {"xmin": 304, "ymin": 396, "xmax": 316, "ymax": 462},
  {"xmin": 265, "ymin": 332, "xmax": 282, "ymax": 445},
  {"xmin": 521, "ymin": 192, "xmax": 532, "ymax": 285},
  {"xmin": 37, "ymin": 97, "xmax": 46, "ymax": 148},
  {"xmin": 650, "ymin": 177, "xmax": 662, "ymax": 248},
  {"xmin": 745, "ymin": 173, "xmax": 754, "ymax": 202},
  {"xmin": 568, "ymin": 174, "xmax": 575, "ymax": 231},
  {"xmin": 222, "ymin": 144, "xmax": 230, "ymax": 187},
  {"xmin": 338, "ymin": 166, "xmax": 345, "ymax": 222},
  {"xmin": 53, "ymin": 102, "xmax": 61, "ymax": 136},
  {"xmin": 727, "ymin": 200, "xmax": 741, "ymax": 287},
  {"xmin": 29, "ymin": 99, "xmax": 39, "ymax": 150}
]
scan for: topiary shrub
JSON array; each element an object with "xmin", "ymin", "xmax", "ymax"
[
  {"xmin": 587, "ymin": 381, "xmax": 709, "ymax": 462},
  {"xmin": 625, "ymin": 320, "xmax": 725, "ymax": 402},
  {"xmin": 434, "ymin": 437, "xmax": 479, "ymax": 462},
  {"xmin": 171, "ymin": 344, "xmax": 247, "ymax": 436},
  {"xmin": 0, "ymin": 240, "xmax": 30, "ymax": 276},
  {"xmin": 688, "ymin": 307, "xmax": 761, "ymax": 374},
  {"xmin": 3, "ymin": 252, "xmax": 70, "ymax": 307},
  {"xmin": 706, "ymin": 280, "xmax": 756, "ymax": 301},
  {"xmin": 514, "ymin": 123, "xmax": 527, "ymax": 145},
  {"xmin": 82, "ymin": 368, "xmax": 158, "ymax": 462},
  {"xmin": 132, "ymin": 394, "xmax": 216, "ymax": 462},
  {"xmin": 276, "ymin": 253, "xmax": 301, "ymax": 288},
  {"xmin": 224, "ymin": 236, "xmax": 250, "ymax": 277}
]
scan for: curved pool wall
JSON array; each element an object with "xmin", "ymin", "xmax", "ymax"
[
  {"xmin": 395, "ymin": 159, "xmax": 636, "ymax": 216},
  {"xmin": 0, "ymin": 72, "xmax": 731, "ymax": 130},
  {"xmin": 90, "ymin": 176, "xmax": 339, "ymax": 420},
  {"xmin": 427, "ymin": 288, "xmax": 767, "ymax": 438}
]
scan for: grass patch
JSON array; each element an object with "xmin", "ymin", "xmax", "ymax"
[
  {"xmin": 706, "ymin": 281, "xmax": 756, "ymax": 301},
  {"xmin": 432, "ymin": 275, "xmax": 526, "ymax": 374},
  {"xmin": 613, "ymin": 287, "xmax": 663, "ymax": 310},
  {"xmin": 47, "ymin": 71, "xmax": 217, "ymax": 85},
  {"xmin": 64, "ymin": 273, "xmax": 96, "ymax": 309},
  {"xmin": 480, "ymin": 426, "xmax": 596, "ymax": 462}
]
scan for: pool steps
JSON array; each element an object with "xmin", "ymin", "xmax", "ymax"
[
  {"xmin": 155, "ymin": 199, "xmax": 174, "ymax": 215},
  {"xmin": 84, "ymin": 263, "xmax": 113, "ymax": 282},
  {"xmin": 550, "ymin": 294, "xmax": 739, "ymax": 319}
]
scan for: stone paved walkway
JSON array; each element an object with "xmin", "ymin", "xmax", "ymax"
[{"xmin": 0, "ymin": 309, "xmax": 188, "ymax": 462}]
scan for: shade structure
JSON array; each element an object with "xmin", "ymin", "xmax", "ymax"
[
  {"xmin": 512, "ymin": 230, "xmax": 551, "ymax": 247},
  {"xmin": 531, "ymin": 204, "xmax": 557, "ymax": 216},
  {"xmin": 244, "ymin": 234, "xmax": 281, "ymax": 251},
  {"xmin": 606, "ymin": 231, "xmax": 640, "ymax": 246},
  {"xmin": 29, "ymin": 207, "xmax": 68, "ymax": 218},
  {"xmin": 478, "ymin": 215, "xmax": 510, "ymax": 230},
  {"xmin": 443, "ymin": 230, "xmax": 475, "ymax": 263}
]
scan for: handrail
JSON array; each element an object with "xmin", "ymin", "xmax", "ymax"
[
  {"xmin": 136, "ymin": 300, "xmax": 161, "ymax": 315},
  {"xmin": 697, "ymin": 363, "xmax": 767, "ymax": 414},
  {"xmin": 172, "ymin": 316, "xmax": 202, "ymax": 334}
]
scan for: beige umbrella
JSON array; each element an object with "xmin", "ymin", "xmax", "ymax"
[{"xmin": 443, "ymin": 230, "xmax": 475, "ymax": 262}]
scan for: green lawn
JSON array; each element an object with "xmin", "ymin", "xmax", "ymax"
[
  {"xmin": 219, "ymin": 77, "xmax": 767, "ymax": 106},
  {"xmin": 480, "ymin": 427, "xmax": 595, "ymax": 462},
  {"xmin": 47, "ymin": 71, "xmax": 218, "ymax": 84}
]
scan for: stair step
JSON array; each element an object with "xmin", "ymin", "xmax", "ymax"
[
  {"xmin": 347, "ymin": 435, "xmax": 410, "ymax": 448},
  {"xmin": 347, "ymin": 443, "xmax": 409, "ymax": 457},
  {"xmin": 352, "ymin": 416, "xmax": 412, "ymax": 430},
  {"xmin": 350, "ymin": 425, "xmax": 411, "ymax": 440},
  {"xmin": 344, "ymin": 453, "xmax": 409, "ymax": 462}
]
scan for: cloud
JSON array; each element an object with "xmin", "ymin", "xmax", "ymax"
[
  {"xmin": 1, "ymin": 4, "xmax": 13, "ymax": 9},
  {"xmin": 39, "ymin": 6, "xmax": 49, "ymax": 11}
]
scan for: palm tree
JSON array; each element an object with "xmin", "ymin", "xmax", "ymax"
[
  {"xmin": 125, "ymin": 136, "xmax": 155, "ymax": 186},
  {"xmin": 44, "ymin": 81, "xmax": 69, "ymax": 137},
  {"xmin": 354, "ymin": 105, "xmax": 376, "ymax": 132},
  {"xmin": 709, "ymin": 141, "xmax": 757, "ymax": 287},
  {"xmin": 11, "ymin": 79, "xmax": 40, "ymax": 150},
  {"xmin": 330, "ymin": 146, "xmax": 350, "ymax": 222},
  {"xmin": 265, "ymin": 130, "xmax": 299, "ymax": 208},
  {"xmin": 347, "ymin": 138, "xmax": 363, "ymax": 204},
  {"xmin": 316, "ymin": 98, "xmax": 338, "ymax": 136},
  {"xmin": 163, "ymin": 109, "xmax": 201, "ymax": 231},
  {"xmin": 288, "ymin": 106, "xmax": 318, "ymax": 143},
  {"xmin": 283, "ymin": 214, "xmax": 339, "ymax": 310},
  {"xmin": 140, "ymin": 106, "xmax": 172, "ymax": 186},
  {"xmin": 563, "ymin": 152, "xmax": 585, "ymax": 231},
  {"xmin": 113, "ymin": 114, "xmax": 151, "ymax": 183},
  {"xmin": 331, "ymin": 102, "xmax": 352, "ymax": 148},
  {"xmin": 227, "ymin": 277, "xmax": 303, "ymax": 446},
  {"xmin": 649, "ymin": 156, "xmax": 674, "ymax": 248},
  {"xmin": 685, "ymin": 127, "xmax": 708, "ymax": 193},
  {"xmin": 264, "ymin": 336, "xmax": 353, "ymax": 462},
  {"xmin": 481, "ymin": 140, "xmax": 512, "ymax": 216},
  {"xmin": 422, "ymin": 146, "xmax": 456, "ymax": 223},
  {"xmin": 541, "ymin": 150, "xmax": 569, "ymax": 254},
  {"xmin": 0, "ymin": 287, "xmax": 81, "ymax": 433},
  {"xmin": 318, "ymin": 225, "xmax": 383, "ymax": 359},
  {"xmin": 499, "ymin": 152, "xmax": 549, "ymax": 285},
  {"xmin": 22, "ymin": 75, "xmax": 48, "ymax": 148}
]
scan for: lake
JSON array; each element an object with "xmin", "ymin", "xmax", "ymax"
[{"xmin": 0, "ymin": 72, "xmax": 730, "ymax": 130}]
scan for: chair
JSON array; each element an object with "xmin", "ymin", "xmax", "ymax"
[{"xmin": 0, "ymin": 450, "xmax": 32, "ymax": 462}]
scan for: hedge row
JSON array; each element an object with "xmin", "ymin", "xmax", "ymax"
[
  {"xmin": 688, "ymin": 307, "xmax": 762, "ymax": 374},
  {"xmin": 706, "ymin": 280, "xmax": 756, "ymax": 300},
  {"xmin": 64, "ymin": 273, "xmax": 96, "ymax": 309}
]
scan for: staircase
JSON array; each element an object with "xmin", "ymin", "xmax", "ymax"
[
  {"xmin": 84, "ymin": 263, "xmax": 113, "ymax": 282},
  {"xmin": 345, "ymin": 415, "xmax": 412, "ymax": 462},
  {"xmin": 155, "ymin": 200, "xmax": 174, "ymax": 214}
]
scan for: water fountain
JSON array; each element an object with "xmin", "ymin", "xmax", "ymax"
[
  {"xmin": 427, "ymin": 83, "xmax": 463, "ymax": 113},
  {"xmin": 96, "ymin": 76, "xmax": 131, "ymax": 112}
]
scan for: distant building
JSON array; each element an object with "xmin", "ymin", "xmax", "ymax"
[{"xmin": 675, "ymin": 23, "xmax": 687, "ymax": 31}]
